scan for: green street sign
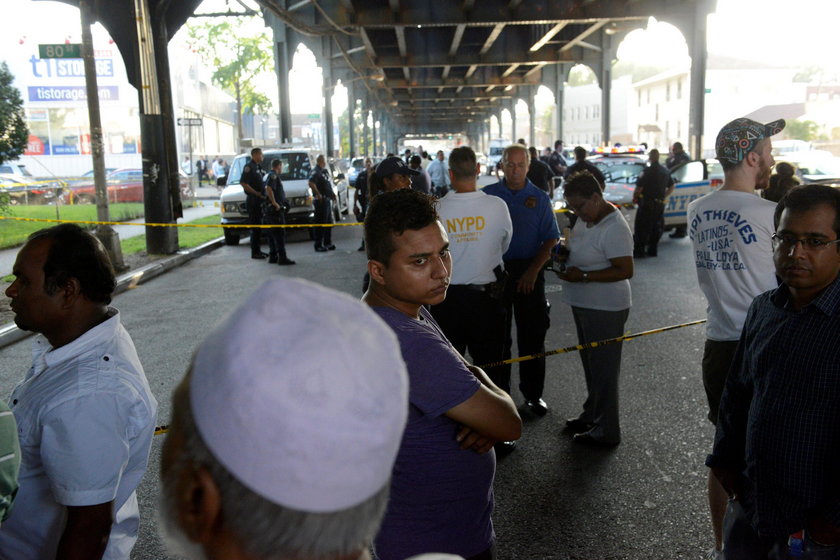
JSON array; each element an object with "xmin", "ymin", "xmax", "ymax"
[{"xmin": 39, "ymin": 43, "xmax": 82, "ymax": 59}]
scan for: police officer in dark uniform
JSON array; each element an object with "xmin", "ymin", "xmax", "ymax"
[
  {"xmin": 240, "ymin": 147, "xmax": 268, "ymax": 259},
  {"xmin": 263, "ymin": 158, "xmax": 295, "ymax": 265},
  {"xmin": 633, "ymin": 149, "xmax": 675, "ymax": 258},
  {"xmin": 309, "ymin": 154, "xmax": 336, "ymax": 252},
  {"xmin": 354, "ymin": 157, "xmax": 372, "ymax": 252}
]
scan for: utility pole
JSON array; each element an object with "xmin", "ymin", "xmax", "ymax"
[{"xmin": 79, "ymin": 0, "xmax": 124, "ymax": 269}]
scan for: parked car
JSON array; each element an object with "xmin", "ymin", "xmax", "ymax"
[
  {"xmin": 559, "ymin": 153, "xmax": 723, "ymax": 232},
  {"xmin": 219, "ymin": 150, "xmax": 349, "ymax": 246},
  {"xmin": 68, "ymin": 168, "xmax": 144, "ymax": 203},
  {"xmin": 0, "ymin": 173, "xmax": 61, "ymax": 205},
  {"xmin": 783, "ymin": 151, "xmax": 840, "ymax": 183}
]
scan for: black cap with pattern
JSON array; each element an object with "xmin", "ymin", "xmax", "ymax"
[{"xmin": 715, "ymin": 118, "xmax": 785, "ymax": 164}]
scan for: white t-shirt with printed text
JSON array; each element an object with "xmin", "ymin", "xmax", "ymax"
[{"xmin": 688, "ymin": 189, "xmax": 777, "ymax": 341}]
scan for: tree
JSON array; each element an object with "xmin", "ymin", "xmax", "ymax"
[
  {"xmin": 186, "ymin": 19, "xmax": 274, "ymax": 143},
  {"xmin": 786, "ymin": 119, "xmax": 821, "ymax": 142},
  {"xmin": 0, "ymin": 61, "xmax": 29, "ymax": 167}
]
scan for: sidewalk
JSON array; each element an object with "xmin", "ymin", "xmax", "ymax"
[{"xmin": 0, "ymin": 190, "xmax": 222, "ymax": 276}]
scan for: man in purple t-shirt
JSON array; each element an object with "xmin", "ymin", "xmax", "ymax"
[{"xmin": 362, "ymin": 189, "xmax": 522, "ymax": 560}]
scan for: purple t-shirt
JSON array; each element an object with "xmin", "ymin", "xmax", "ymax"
[{"xmin": 372, "ymin": 306, "xmax": 496, "ymax": 560}]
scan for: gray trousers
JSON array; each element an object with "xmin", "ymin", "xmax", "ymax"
[{"xmin": 571, "ymin": 306, "xmax": 629, "ymax": 443}]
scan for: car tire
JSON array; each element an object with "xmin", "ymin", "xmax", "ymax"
[{"xmin": 223, "ymin": 228, "xmax": 240, "ymax": 246}]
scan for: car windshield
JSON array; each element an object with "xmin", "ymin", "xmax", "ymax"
[
  {"xmin": 594, "ymin": 161, "xmax": 646, "ymax": 183},
  {"xmin": 227, "ymin": 152, "xmax": 312, "ymax": 185}
]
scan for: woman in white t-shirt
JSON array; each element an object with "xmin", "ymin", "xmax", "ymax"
[{"xmin": 554, "ymin": 171, "xmax": 634, "ymax": 446}]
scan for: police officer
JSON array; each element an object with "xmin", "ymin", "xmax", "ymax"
[
  {"xmin": 263, "ymin": 158, "xmax": 295, "ymax": 265},
  {"xmin": 240, "ymin": 147, "xmax": 268, "ymax": 259},
  {"xmin": 309, "ymin": 154, "xmax": 336, "ymax": 252},
  {"xmin": 354, "ymin": 157, "xmax": 372, "ymax": 252},
  {"xmin": 633, "ymin": 149, "xmax": 675, "ymax": 258},
  {"xmin": 484, "ymin": 144, "xmax": 560, "ymax": 419}
]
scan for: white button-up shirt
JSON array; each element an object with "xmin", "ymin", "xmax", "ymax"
[
  {"xmin": 426, "ymin": 159, "xmax": 450, "ymax": 188},
  {"xmin": 0, "ymin": 310, "xmax": 157, "ymax": 560}
]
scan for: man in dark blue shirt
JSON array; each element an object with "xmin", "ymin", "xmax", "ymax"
[
  {"xmin": 309, "ymin": 154, "xmax": 336, "ymax": 252},
  {"xmin": 240, "ymin": 147, "xmax": 267, "ymax": 259},
  {"xmin": 484, "ymin": 145, "xmax": 559, "ymax": 435},
  {"xmin": 707, "ymin": 184, "xmax": 840, "ymax": 556}
]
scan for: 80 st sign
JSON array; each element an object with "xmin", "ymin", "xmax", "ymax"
[{"xmin": 39, "ymin": 44, "xmax": 83, "ymax": 59}]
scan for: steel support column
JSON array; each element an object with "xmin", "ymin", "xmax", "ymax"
[
  {"xmin": 600, "ymin": 40, "xmax": 614, "ymax": 147},
  {"xmin": 348, "ymin": 83, "xmax": 356, "ymax": 158},
  {"xmin": 511, "ymin": 99, "xmax": 518, "ymax": 143},
  {"xmin": 272, "ymin": 28, "xmax": 292, "ymax": 143},
  {"xmin": 527, "ymin": 87, "xmax": 536, "ymax": 148},
  {"xmin": 556, "ymin": 65, "xmax": 566, "ymax": 143},
  {"xmin": 133, "ymin": 0, "xmax": 178, "ymax": 254},
  {"xmin": 686, "ymin": 5, "xmax": 708, "ymax": 159}
]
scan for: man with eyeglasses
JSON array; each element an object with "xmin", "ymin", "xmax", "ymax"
[
  {"xmin": 484, "ymin": 144, "xmax": 559, "ymax": 424},
  {"xmin": 706, "ymin": 184, "xmax": 840, "ymax": 557},
  {"xmin": 687, "ymin": 117, "xmax": 785, "ymax": 560}
]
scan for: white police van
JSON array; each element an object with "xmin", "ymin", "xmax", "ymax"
[{"xmin": 219, "ymin": 149, "xmax": 349, "ymax": 245}]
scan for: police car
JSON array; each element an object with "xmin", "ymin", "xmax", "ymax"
[
  {"xmin": 219, "ymin": 149, "xmax": 349, "ymax": 245},
  {"xmin": 584, "ymin": 148, "xmax": 722, "ymax": 232}
]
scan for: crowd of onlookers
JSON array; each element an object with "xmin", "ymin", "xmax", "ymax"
[{"xmin": 0, "ymin": 114, "xmax": 838, "ymax": 560}]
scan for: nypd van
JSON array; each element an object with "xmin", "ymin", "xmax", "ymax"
[{"xmin": 663, "ymin": 158, "xmax": 723, "ymax": 229}]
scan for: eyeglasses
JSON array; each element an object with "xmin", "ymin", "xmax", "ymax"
[{"xmin": 771, "ymin": 233, "xmax": 840, "ymax": 251}]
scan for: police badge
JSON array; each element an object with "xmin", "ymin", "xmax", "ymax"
[{"xmin": 525, "ymin": 196, "xmax": 537, "ymax": 208}]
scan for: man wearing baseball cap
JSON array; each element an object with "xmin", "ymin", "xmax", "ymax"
[
  {"xmin": 159, "ymin": 277, "xmax": 419, "ymax": 560},
  {"xmin": 687, "ymin": 117, "xmax": 784, "ymax": 560}
]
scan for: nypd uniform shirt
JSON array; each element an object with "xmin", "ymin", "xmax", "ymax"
[
  {"xmin": 483, "ymin": 179, "xmax": 559, "ymax": 260},
  {"xmin": 241, "ymin": 159, "xmax": 265, "ymax": 202}
]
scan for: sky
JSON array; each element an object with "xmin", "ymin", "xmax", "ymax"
[{"xmin": 4, "ymin": 0, "xmax": 840, "ymax": 115}]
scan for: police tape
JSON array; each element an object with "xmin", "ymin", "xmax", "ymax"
[
  {"xmin": 151, "ymin": 318, "xmax": 707, "ymax": 437},
  {"xmin": 0, "ymin": 215, "xmax": 361, "ymax": 228},
  {"xmin": 477, "ymin": 319, "xmax": 707, "ymax": 369}
]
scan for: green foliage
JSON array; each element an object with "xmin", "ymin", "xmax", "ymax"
[
  {"xmin": 0, "ymin": 61, "xmax": 29, "ymax": 167},
  {"xmin": 786, "ymin": 119, "xmax": 822, "ymax": 142},
  {"xmin": 567, "ymin": 65, "xmax": 597, "ymax": 87},
  {"xmin": 186, "ymin": 19, "xmax": 274, "ymax": 134}
]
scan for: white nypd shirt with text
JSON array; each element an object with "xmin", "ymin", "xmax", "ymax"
[{"xmin": 688, "ymin": 190, "xmax": 777, "ymax": 341}]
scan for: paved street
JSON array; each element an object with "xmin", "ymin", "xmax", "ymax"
[{"xmin": 0, "ymin": 208, "xmax": 716, "ymax": 560}]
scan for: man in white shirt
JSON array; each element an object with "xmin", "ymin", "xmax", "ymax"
[
  {"xmin": 427, "ymin": 150, "xmax": 451, "ymax": 197},
  {"xmin": 687, "ymin": 117, "xmax": 784, "ymax": 560},
  {"xmin": 0, "ymin": 224, "xmax": 157, "ymax": 560},
  {"xmin": 430, "ymin": 147, "xmax": 513, "ymax": 449}
]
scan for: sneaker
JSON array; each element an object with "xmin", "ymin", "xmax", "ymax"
[
  {"xmin": 704, "ymin": 548, "xmax": 722, "ymax": 560},
  {"xmin": 326, "ymin": 244, "xmax": 337, "ymax": 251},
  {"xmin": 315, "ymin": 245, "xmax": 327, "ymax": 252}
]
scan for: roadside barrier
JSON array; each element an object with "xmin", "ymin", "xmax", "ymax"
[{"xmin": 151, "ymin": 318, "xmax": 706, "ymax": 436}]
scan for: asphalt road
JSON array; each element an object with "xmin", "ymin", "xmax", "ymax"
[{"xmin": 0, "ymin": 206, "xmax": 717, "ymax": 559}]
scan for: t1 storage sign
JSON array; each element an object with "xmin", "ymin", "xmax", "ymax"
[{"xmin": 26, "ymin": 55, "xmax": 119, "ymax": 103}]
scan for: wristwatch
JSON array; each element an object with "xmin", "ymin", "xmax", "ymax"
[{"xmin": 582, "ymin": 272, "xmax": 589, "ymax": 283}]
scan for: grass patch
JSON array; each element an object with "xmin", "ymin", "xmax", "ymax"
[
  {"xmin": 120, "ymin": 215, "xmax": 222, "ymax": 255},
  {"xmin": 0, "ymin": 204, "xmax": 144, "ymax": 249}
]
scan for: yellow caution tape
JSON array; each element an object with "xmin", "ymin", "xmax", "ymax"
[
  {"xmin": 0, "ymin": 215, "xmax": 362, "ymax": 228},
  {"xmin": 152, "ymin": 319, "xmax": 706, "ymax": 436},
  {"xmin": 478, "ymin": 319, "xmax": 706, "ymax": 369}
]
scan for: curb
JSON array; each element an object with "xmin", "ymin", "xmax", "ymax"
[{"xmin": 0, "ymin": 237, "xmax": 225, "ymax": 350}]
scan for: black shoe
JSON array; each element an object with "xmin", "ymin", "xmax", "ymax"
[
  {"xmin": 646, "ymin": 251, "xmax": 657, "ymax": 257},
  {"xmin": 633, "ymin": 252, "xmax": 647, "ymax": 259},
  {"xmin": 278, "ymin": 258, "xmax": 296, "ymax": 265},
  {"xmin": 326, "ymin": 244, "xmax": 336, "ymax": 251},
  {"xmin": 315, "ymin": 245, "xmax": 328, "ymax": 252},
  {"xmin": 252, "ymin": 253, "xmax": 267, "ymax": 260},
  {"xmin": 526, "ymin": 399, "xmax": 549, "ymax": 416},
  {"xmin": 268, "ymin": 256, "xmax": 278, "ymax": 264},
  {"xmin": 358, "ymin": 245, "xmax": 365, "ymax": 252},
  {"xmin": 494, "ymin": 441, "xmax": 517, "ymax": 456},
  {"xmin": 572, "ymin": 432, "xmax": 620, "ymax": 447},
  {"xmin": 565, "ymin": 418, "xmax": 594, "ymax": 432}
]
